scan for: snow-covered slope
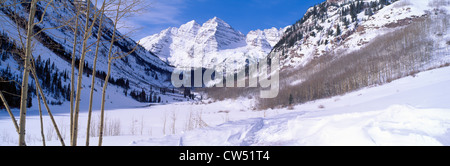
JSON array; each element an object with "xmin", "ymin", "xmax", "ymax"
[
  {"xmin": 0, "ymin": 0, "xmax": 174, "ymax": 105},
  {"xmin": 271, "ymin": 0, "xmax": 450, "ymax": 67},
  {"xmin": 139, "ymin": 17, "xmax": 286, "ymax": 69},
  {"xmin": 133, "ymin": 65, "xmax": 450, "ymax": 146}
]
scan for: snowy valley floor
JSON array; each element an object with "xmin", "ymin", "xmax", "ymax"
[{"xmin": 1, "ymin": 66, "xmax": 450, "ymax": 146}]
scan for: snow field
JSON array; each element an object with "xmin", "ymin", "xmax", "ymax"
[
  {"xmin": 131, "ymin": 65, "xmax": 450, "ymax": 146},
  {"xmin": 0, "ymin": 92, "xmax": 273, "ymax": 146},
  {"xmin": 1, "ymin": 57, "xmax": 450, "ymax": 146}
]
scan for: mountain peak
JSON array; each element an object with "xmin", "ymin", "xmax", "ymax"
[
  {"xmin": 210, "ymin": 16, "xmax": 223, "ymax": 22},
  {"xmin": 204, "ymin": 16, "xmax": 232, "ymax": 29},
  {"xmin": 179, "ymin": 20, "xmax": 201, "ymax": 34},
  {"xmin": 185, "ymin": 20, "xmax": 200, "ymax": 26},
  {"xmin": 327, "ymin": 0, "xmax": 346, "ymax": 4},
  {"xmin": 140, "ymin": 18, "xmax": 286, "ymax": 68}
]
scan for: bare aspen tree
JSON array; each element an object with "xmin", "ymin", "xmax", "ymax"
[
  {"xmin": 71, "ymin": 0, "xmax": 91, "ymax": 146},
  {"xmin": 86, "ymin": 0, "xmax": 108, "ymax": 146},
  {"xmin": 72, "ymin": 0, "xmax": 104, "ymax": 146},
  {"xmin": 17, "ymin": 0, "xmax": 62, "ymax": 146},
  {"xmin": 1, "ymin": 0, "xmax": 72, "ymax": 146},
  {"xmin": 98, "ymin": 0, "xmax": 147, "ymax": 146},
  {"xmin": 17, "ymin": 0, "xmax": 39, "ymax": 147},
  {"xmin": 69, "ymin": 1, "xmax": 82, "ymax": 144}
]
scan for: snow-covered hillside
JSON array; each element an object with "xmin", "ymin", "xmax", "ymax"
[
  {"xmin": 0, "ymin": 0, "xmax": 174, "ymax": 107},
  {"xmin": 2, "ymin": 65, "xmax": 449, "ymax": 146},
  {"xmin": 139, "ymin": 17, "xmax": 286, "ymax": 69},
  {"xmin": 272, "ymin": 0, "xmax": 450, "ymax": 67}
]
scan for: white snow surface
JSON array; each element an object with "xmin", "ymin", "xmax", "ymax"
[
  {"xmin": 2, "ymin": 65, "xmax": 449, "ymax": 146},
  {"xmin": 135, "ymin": 66, "xmax": 450, "ymax": 146}
]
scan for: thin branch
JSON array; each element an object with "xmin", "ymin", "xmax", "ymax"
[
  {"xmin": 33, "ymin": 0, "xmax": 55, "ymax": 26},
  {"xmin": 32, "ymin": 16, "xmax": 75, "ymax": 38},
  {"xmin": 1, "ymin": 90, "xmax": 21, "ymax": 97},
  {"xmin": 0, "ymin": 0, "xmax": 26, "ymax": 8},
  {"xmin": 0, "ymin": 91, "xmax": 20, "ymax": 134},
  {"xmin": 0, "ymin": 79, "xmax": 21, "ymax": 87},
  {"xmin": 13, "ymin": 3, "xmax": 26, "ymax": 51},
  {"xmin": 111, "ymin": 41, "xmax": 139, "ymax": 60}
]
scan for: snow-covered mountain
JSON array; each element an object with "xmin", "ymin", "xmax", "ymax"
[
  {"xmin": 139, "ymin": 17, "xmax": 286, "ymax": 69},
  {"xmin": 271, "ymin": 0, "xmax": 450, "ymax": 67},
  {"xmin": 250, "ymin": 0, "xmax": 450, "ymax": 109}
]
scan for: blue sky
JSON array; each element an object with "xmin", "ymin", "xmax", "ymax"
[{"xmin": 124, "ymin": 0, "xmax": 325, "ymax": 41}]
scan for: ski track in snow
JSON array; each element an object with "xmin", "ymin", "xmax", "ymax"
[{"xmin": 138, "ymin": 106, "xmax": 450, "ymax": 146}]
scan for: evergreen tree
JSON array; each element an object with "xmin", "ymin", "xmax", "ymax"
[
  {"xmin": 328, "ymin": 29, "xmax": 334, "ymax": 37},
  {"xmin": 52, "ymin": 72, "xmax": 58, "ymax": 91},
  {"xmin": 289, "ymin": 94, "xmax": 294, "ymax": 105},
  {"xmin": 365, "ymin": 8, "xmax": 373, "ymax": 16},
  {"xmin": 140, "ymin": 89, "xmax": 146, "ymax": 102},
  {"xmin": 153, "ymin": 95, "xmax": 157, "ymax": 103},
  {"xmin": 336, "ymin": 24, "xmax": 342, "ymax": 36},
  {"xmin": 27, "ymin": 95, "xmax": 32, "ymax": 108},
  {"xmin": 45, "ymin": 70, "xmax": 51, "ymax": 88},
  {"xmin": 343, "ymin": 17, "xmax": 350, "ymax": 28}
]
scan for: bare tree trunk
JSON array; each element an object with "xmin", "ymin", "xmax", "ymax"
[
  {"xmin": 98, "ymin": 40, "xmax": 140, "ymax": 146},
  {"xmin": 35, "ymin": 80, "xmax": 45, "ymax": 146},
  {"xmin": 7, "ymin": 0, "xmax": 66, "ymax": 146},
  {"xmin": 72, "ymin": 0, "xmax": 93, "ymax": 146},
  {"xmin": 99, "ymin": 0, "xmax": 121, "ymax": 146},
  {"xmin": 86, "ymin": 1, "xmax": 106, "ymax": 146},
  {"xmin": 98, "ymin": 58, "xmax": 112, "ymax": 146},
  {"xmin": 72, "ymin": 0, "xmax": 103, "ymax": 146},
  {"xmin": 18, "ymin": 0, "xmax": 38, "ymax": 146},
  {"xmin": 95, "ymin": 0, "xmax": 146, "ymax": 146},
  {"xmin": 70, "ymin": 5, "xmax": 81, "ymax": 145}
]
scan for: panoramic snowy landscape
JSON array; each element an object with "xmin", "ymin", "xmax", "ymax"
[
  {"xmin": 1, "ymin": 0, "xmax": 449, "ymax": 146},
  {"xmin": 1, "ymin": 63, "xmax": 450, "ymax": 146}
]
